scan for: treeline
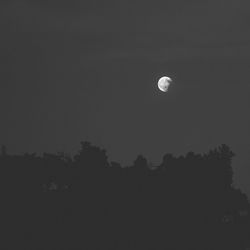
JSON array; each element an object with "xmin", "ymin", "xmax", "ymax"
[{"xmin": 0, "ymin": 142, "xmax": 250, "ymax": 250}]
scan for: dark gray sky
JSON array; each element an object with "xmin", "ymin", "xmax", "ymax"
[{"xmin": 1, "ymin": 0, "xmax": 250, "ymax": 196}]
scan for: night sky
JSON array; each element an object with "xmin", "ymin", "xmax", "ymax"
[{"xmin": 1, "ymin": 0, "xmax": 250, "ymax": 197}]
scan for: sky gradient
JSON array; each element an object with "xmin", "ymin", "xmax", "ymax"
[{"xmin": 0, "ymin": 0, "xmax": 250, "ymax": 196}]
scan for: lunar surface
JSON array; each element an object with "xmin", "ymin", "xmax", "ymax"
[{"xmin": 157, "ymin": 76, "xmax": 172, "ymax": 92}]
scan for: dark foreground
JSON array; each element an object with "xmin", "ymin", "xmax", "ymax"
[{"xmin": 1, "ymin": 142, "xmax": 250, "ymax": 249}]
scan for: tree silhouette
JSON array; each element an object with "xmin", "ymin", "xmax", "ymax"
[{"xmin": 0, "ymin": 141, "xmax": 249, "ymax": 250}]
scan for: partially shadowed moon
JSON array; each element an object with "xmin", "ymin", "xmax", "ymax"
[{"xmin": 158, "ymin": 76, "xmax": 172, "ymax": 92}]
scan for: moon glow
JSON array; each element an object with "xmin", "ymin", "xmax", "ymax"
[{"xmin": 157, "ymin": 76, "xmax": 172, "ymax": 92}]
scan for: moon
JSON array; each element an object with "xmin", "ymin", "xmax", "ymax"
[{"xmin": 157, "ymin": 76, "xmax": 172, "ymax": 92}]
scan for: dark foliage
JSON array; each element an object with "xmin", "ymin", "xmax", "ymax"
[{"xmin": 0, "ymin": 142, "xmax": 249, "ymax": 250}]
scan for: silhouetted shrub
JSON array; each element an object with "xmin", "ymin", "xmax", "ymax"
[{"xmin": 0, "ymin": 142, "xmax": 249, "ymax": 250}]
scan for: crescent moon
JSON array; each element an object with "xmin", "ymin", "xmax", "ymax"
[{"xmin": 158, "ymin": 76, "xmax": 172, "ymax": 92}]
